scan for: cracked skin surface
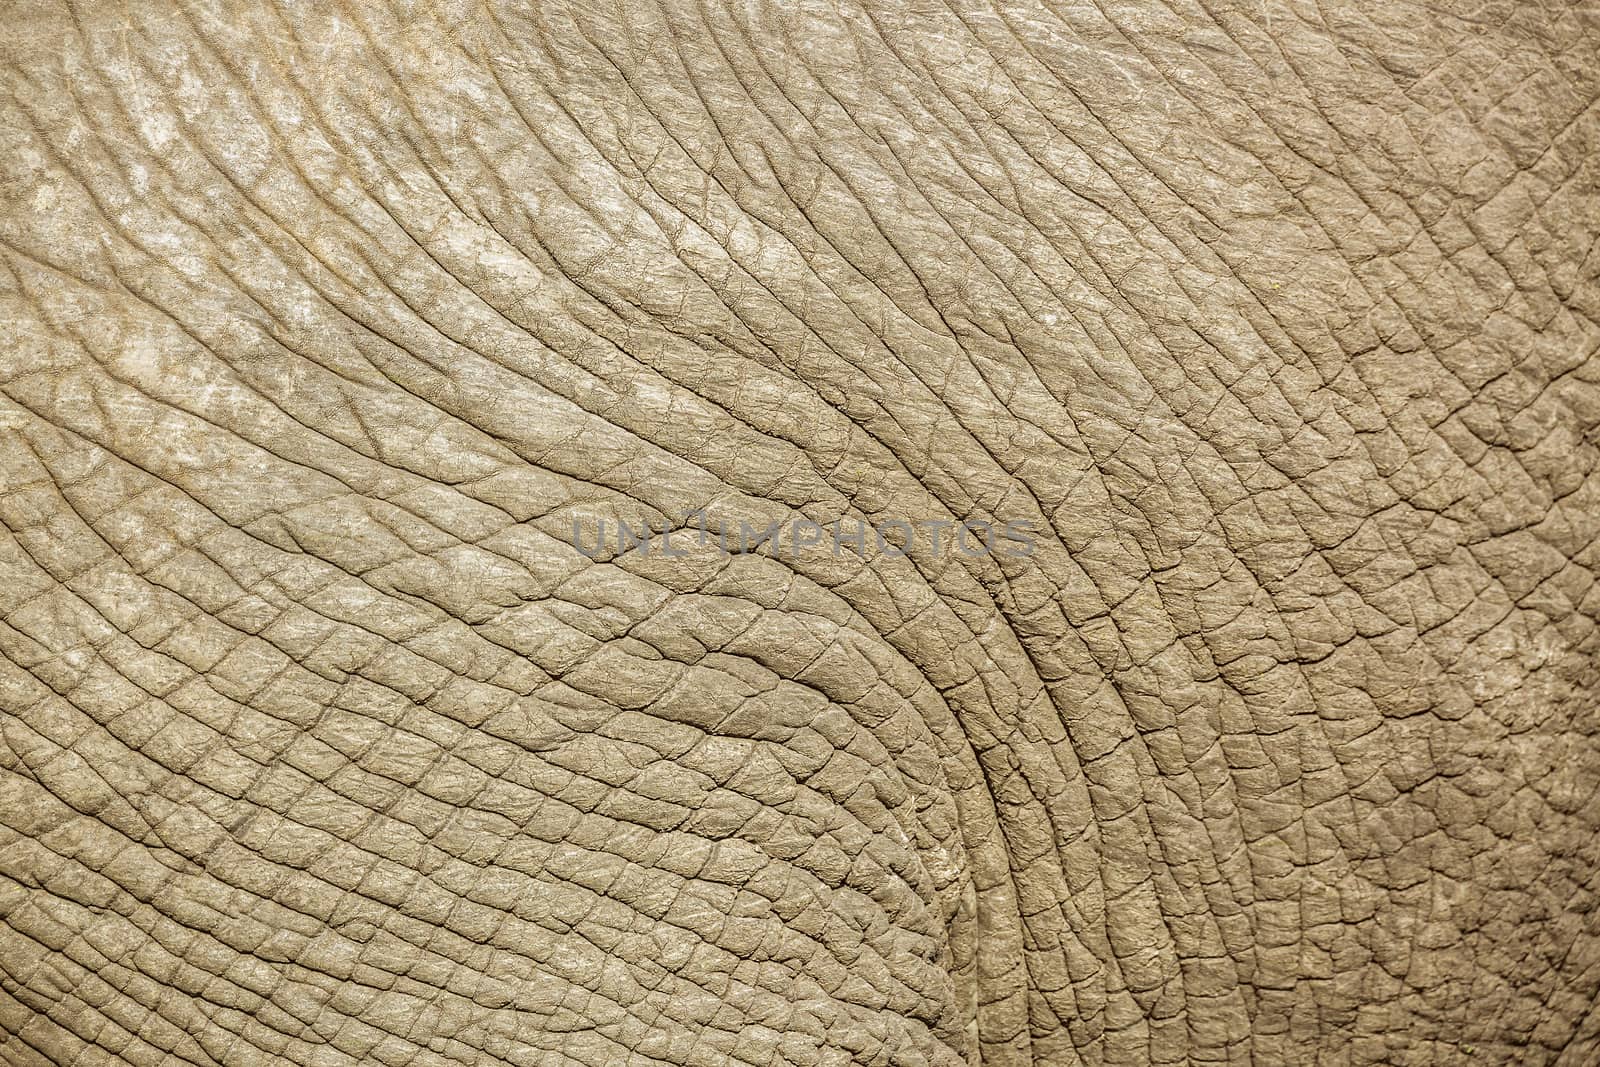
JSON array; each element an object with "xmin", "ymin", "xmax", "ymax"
[{"xmin": 1, "ymin": 1, "xmax": 1599, "ymax": 1065}]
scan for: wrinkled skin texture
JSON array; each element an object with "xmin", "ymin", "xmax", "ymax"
[{"xmin": 2, "ymin": 1, "xmax": 1599, "ymax": 1064}]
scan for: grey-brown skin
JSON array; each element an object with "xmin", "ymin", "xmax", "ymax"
[{"xmin": 2, "ymin": 2, "xmax": 1598, "ymax": 1064}]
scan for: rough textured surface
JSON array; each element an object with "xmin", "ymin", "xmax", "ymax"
[{"xmin": 3, "ymin": 2, "xmax": 1599, "ymax": 1065}]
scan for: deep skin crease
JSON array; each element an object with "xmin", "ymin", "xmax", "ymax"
[{"xmin": 2, "ymin": 2, "xmax": 1599, "ymax": 1065}]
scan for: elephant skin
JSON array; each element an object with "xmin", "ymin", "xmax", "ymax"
[{"xmin": 2, "ymin": 2, "xmax": 1599, "ymax": 1065}]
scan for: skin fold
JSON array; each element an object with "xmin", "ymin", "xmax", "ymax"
[{"xmin": 1, "ymin": 1, "xmax": 1598, "ymax": 1064}]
